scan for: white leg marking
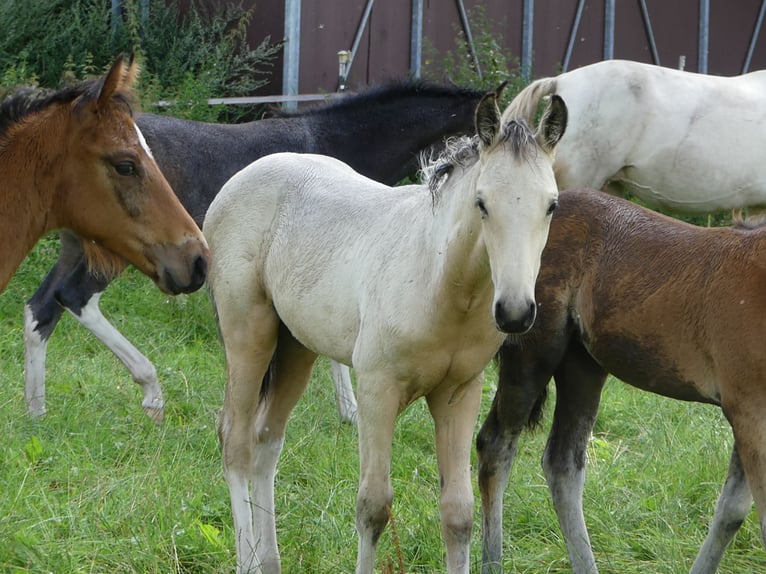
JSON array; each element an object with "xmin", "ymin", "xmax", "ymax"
[
  {"xmin": 331, "ymin": 360, "xmax": 358, "ymax": 425},
  {"xmin": 24, "ymin": 305, "xmax": 48, "ymax": 418},
  {"xmin": 72, "ymin": 293, "xmax": 164, "ymax": 423}
]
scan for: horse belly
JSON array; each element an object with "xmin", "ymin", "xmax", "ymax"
[{"xmin": 270, "ymin": 279, "xmax": 359, "ymax": 365}]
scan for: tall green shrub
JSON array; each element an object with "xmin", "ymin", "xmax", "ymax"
[{"xmin": 0, "ymin": 0, "xmax": 279, "ymax": 121}]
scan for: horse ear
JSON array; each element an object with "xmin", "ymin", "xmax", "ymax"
[
  {"xmin": 96, "ymin": 54, "xmax": 128, "ymax": 111},
  {"xmin": 536, "ymin": 94, "xmax": 567, "ymax": 153},
  {"xmin": 123, "ymin": 53, "xmax": 140, "ymax": 89},
  {"xmin": 475, "ymin": 82, "xmax": 507, "ymax": 147}
]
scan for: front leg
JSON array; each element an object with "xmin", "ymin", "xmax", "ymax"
[
  {"xmin": 690, "ymin": 444, "xmax": 752, "ymax": 574},
  {"xmin": 544, "ymin": 344, "xmax": 607, "ymax": 574},
  {"xmin": 427, "ymin": 375, "xmax": 484, "ymax": 574},
  {"xmin": 355, "ymin": 373, "xmax": 400, "ymax": 574}
]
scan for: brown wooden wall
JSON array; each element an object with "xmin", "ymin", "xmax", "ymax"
[{"xmin": 237, "ymin": 0, "xmax": 766, "ymax": 95}]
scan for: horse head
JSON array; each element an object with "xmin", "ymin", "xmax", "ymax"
[
  {"xmin": 62, "ymin": 54, "xmax": 209, "ymax": 293},
  {"xmin": 474, "ymin": 86, "xmax": 567, "ymax": 334}
]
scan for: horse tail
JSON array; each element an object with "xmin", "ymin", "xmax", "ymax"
[
  {"xmin": 259, "ymin": 358, "xmax": 276, "ymax": 404},
  {"xmin": 502, "ymin": 77, "xmax": 558, "ymax": 125},
  {"xmin": 526, "ymin": 385, "xmax": 549, "ymax": 431}
]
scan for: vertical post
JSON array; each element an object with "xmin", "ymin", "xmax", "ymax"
[
  {"xmin": 698, "ymin": 0, "xmax": 709, "ymax": 73},
  {"xmin": 410, "ymin": 0, "xmax": 424, "ymax": 79},
  {"xmin": 603, "ymin": 0, "xmax": 615, "ymax": 60},
  {"xmin": 456, "ymin": 0, "xmax": 482, "ymax": 81},
  {"xmin": 521, "ymin": 0, "xmax": 534, "ymax": 81},
  {"xmin": 563, "ymin": 0, "xmax": 586, "ymax": 72},
  {"xmin": 283, "ymin": 0, "xmax": 301, "ymax": 111},
  {"xmin": 743, "ymin": 0, "xmax": 766, "ymax": 72}
]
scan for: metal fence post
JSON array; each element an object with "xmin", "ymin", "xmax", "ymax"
[{"xmin": 283, "ymin": 0, "xmax": 301, "ymax": 111}]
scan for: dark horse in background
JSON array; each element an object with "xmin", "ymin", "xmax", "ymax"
[
  {"xmin": 23, "ymin": 81, "xmax": 484, "ymax": 423},
  {"xmin": 477, "ymin": 188, "xmax": 766, "ymax": 574}
]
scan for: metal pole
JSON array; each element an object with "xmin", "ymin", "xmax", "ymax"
[
  {"xmin": 521, "ymin": 0, "xmax": 534, "ymax": 81},
  {"xmin": 283, "ymin": 0, "xmax": 301, "ymax": 111},
  {"xmin": 456, "ymin": 0, "xmax": 482, "ymax": 81},
  {"xmin": 603, "ymin": 0, "xmax": 615, "ymax": 60},
  {"xmin": 743, "ymin": 0, "xmax": 766, "ymax": 73},
  {"xmin": 638, "ymin": 0, "xmax": 660, "ymax": 65},
  {"xmin": 563, "ymin": 0, "xmax": 586, "ymax": 72},
  {"xmin": 344, "ymin": 0, "xmax": 376, "ymax": 81},
  {"xmin": 410, "ymin": 0, "xmax": 424, "ymax": 79},
  {"xmin": 698, "ymin": 0, "xmax": 709, "ymax": 73}
]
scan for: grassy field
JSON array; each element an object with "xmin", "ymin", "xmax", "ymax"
[{"xmin": 0, "ymin": 236, "xmax": 764, "ymax": 573}]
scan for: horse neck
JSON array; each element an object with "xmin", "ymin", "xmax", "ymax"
[
  {"xmin": 304, "ymin": 93, "xmax": 478, "ymax": 184},
  {"xmin": 426, "ymin": 164, "xmax": 491, "ymax": 300},
  {"xmin": 0, "ymin": 109, "xmax": 67, "ymax": 289}
]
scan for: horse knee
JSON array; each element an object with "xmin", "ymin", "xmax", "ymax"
[
  {"xmin": 440, "ymin": 494, "xmax": 474, "ymax": 544},
  {"xmin": 356, "ymin": 485, "xmax": 393, "ymax": 545}
]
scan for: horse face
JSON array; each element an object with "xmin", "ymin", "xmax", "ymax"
[
  {"xmin": 475, "ymin": 92, "xmax": 567, "ymax": 334},
  {"xmin": 64, "ymin": 56, "xmax": 209, "ymax": 294}
]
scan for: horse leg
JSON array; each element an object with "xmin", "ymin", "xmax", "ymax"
[
  {"xmin": 50, "ymin": 256, "xmax": 163, "ymax": 423},
  {"xmin": 331, "ymin": 360, "xmax": 358, "ymax": 425},
  {"xmin": 690, "ymin": 443, "xmax": 752, "ymax": 574},
  {"xmin": 477, "ymin": 378, "xmax": 549, "ymax": 572},
  {"xmin": 720, "ymin": 397, "xmax": 766, "ymax": 564},
  {"xmin": 543, "ymin": 342, "xmax": 607, "ymax": 574},
  {"xmin": 427, "ymin": 375, "xmax": 484, "ymax": 574},
  {"xmin": 25, "ymin": 231, "xmax": 86, "ymax": 417},
  {"xmin": 477, "ymin": 339, "xmax": 569, "ymax": 574},
  {"xmin": 25, "ymin": 274, "xmax": 67, "ymax": 418},
  {"xmin": 354, "ymin": 373, "xmax": 400, "ymax": 574},
  {"xmin": 217, "ymin": 299, "xmax": 280, "ymax": 574}
]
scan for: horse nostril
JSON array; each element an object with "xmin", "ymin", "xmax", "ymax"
[
  {"xmin": 193, "ymin": 253, "xmax": 208, "ymax": 284},
  {"xmin": 494, "ymin": 299, "xmax": 537, "ymax": 334}
]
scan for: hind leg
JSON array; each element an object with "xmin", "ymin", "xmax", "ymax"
[
  {"xmin": 690, "ymin": 444, "xmax": 752, "ymax": 574},
  {"xmin": 331, "ymin": 360, "xmax": 358, "ymax": 425},
  {"xmin": 427, "ymin": 375, "xmax": 484, "ymax": 573},
  {"xmin": 252, "ymin": 324, "xmax": 318, "ymax": 571},
  {"xmin": 543, "ymin": 342, "xmax": 607, "ymax": 574},
  {"xmin": 217, "ymin": 298, "xmax": 281, "ymax": 574}
]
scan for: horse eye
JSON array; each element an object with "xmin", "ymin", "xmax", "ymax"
[
  {"xmin": 475, "ymin": 197, "xmax": 488, "ymax": 218},
  {"xmin": 547, "ymin": 199, "xmax": 559, "ymax": 215},
  {"xmin": 114, "ymin": 161, "xmax": 137, "ymax": 176}
]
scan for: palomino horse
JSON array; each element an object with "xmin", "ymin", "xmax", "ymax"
[
  {"xmin": 476, "ymin": 188, "xmax": 766, "ymax": 573},
  {"xmin": 0, "ymin": 54, "xmax": 207, "ymax": 298},
  {"xmin": 22, "ymin": 81, "xmax": 483, "ymax": 423},
  {"xmin": 203, "ymin": 89, "xmax": 567, "ymax": 573},
  {"xmin": 504, "ymin": 59, "xmax": 766, "ymax": 213}
]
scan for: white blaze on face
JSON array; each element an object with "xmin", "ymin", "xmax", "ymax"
[{"xmin": 134, "ymin": 124, "xmax": 155, "ymax": 160}]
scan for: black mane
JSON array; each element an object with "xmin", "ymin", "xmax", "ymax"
[{"xmin": 271, "ymin": 80, "xmax": 483, "ymax": 118}]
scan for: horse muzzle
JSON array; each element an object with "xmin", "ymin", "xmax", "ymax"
[
  {"xmin": 147, "ymin": 238, "xmax": 210, "ymax": 294},
  {"xmin": 494, "ymin": 298, "xmax": 537, "ymax": 334}
]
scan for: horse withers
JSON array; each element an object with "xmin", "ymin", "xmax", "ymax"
[
  {"xmin": 477, "ymin": 188, "xmax": 766, "ymax": 573},
  {"xmin": 22, "ymin": 80, "xmax": 484, "ymax": 423},
  {"xmin": 203, "ymin": 88, "xmax": 567, "ymax": 573},
  {"xmin": 0, "ymin": 54, "xmax": 208, "ymax": 296}
]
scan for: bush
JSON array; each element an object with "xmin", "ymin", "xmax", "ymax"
[
  {"xmin": 422, "ymin": 4, "xmax": 525, "ymax": 106},
  {"xmin": 0, "ymin": 0, "xmax": 280, "ymax": 122}
]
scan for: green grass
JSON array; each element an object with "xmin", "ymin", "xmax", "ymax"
[{"xmin": 0, "ymin": 236, "xmax": 764, "ymax": 572}]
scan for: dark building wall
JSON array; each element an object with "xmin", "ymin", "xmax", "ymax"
[{"xmin": 228, "ymin": 0, "xmax": 766, "ymax": 95}]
